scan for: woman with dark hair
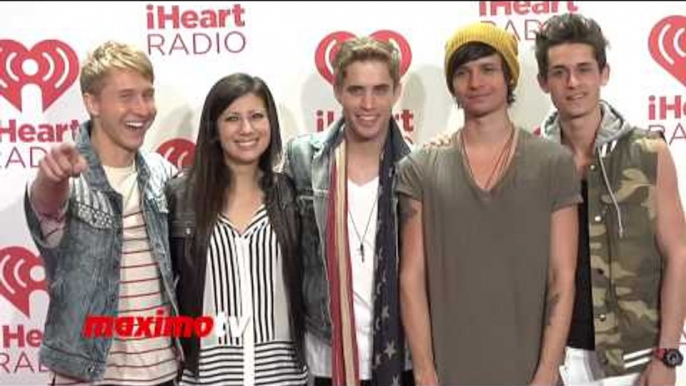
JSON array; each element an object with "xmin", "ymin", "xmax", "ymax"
[{"xmin": 167, "ymin": 73, "xmax": 306, "ymax": 385}]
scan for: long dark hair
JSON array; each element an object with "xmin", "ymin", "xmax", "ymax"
[{"xmin": 187, "ymin": 73, "xmax": 283, "ymax": 240}]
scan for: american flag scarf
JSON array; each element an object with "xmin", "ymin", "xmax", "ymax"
[{"xmin": 326, "ymin": 121, "xmax": 407, "ymax": 386}]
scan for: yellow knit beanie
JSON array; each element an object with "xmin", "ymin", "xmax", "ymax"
[{"xmin": 444, "ymin": 22, "xmax": 520, "ymax": 92}]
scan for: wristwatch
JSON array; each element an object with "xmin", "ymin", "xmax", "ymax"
[{"xmin": 654, "ymin": 348, "xmax": 684, "ymax": 368}]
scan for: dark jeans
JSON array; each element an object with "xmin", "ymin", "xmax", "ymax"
[{"xmin": 314, "ymin": 370, "xmax": 415, "ymax": 386}]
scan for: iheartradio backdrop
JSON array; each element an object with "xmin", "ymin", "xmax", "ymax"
[{"xmin": 1, "ymin": 1, "xmax": 685, "ymax": 384}]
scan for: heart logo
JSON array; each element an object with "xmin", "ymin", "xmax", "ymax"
[
  {"xmin": 156, "ymin": 138, "xmax": 196, "ymax": 169},
  {"xmin": 314, "ymin": 30, "xmax": 412, "ymax": 85},
  {"xmin": 0, "ymin": 39, "xmax": 79, "ymax": 112},
  {"xmin": 649, "ymin": 16, "xmax": 686, "ymax": 86},
  {"xmin": 0, "ymin": 246, "xmax": 47, "ymax": 318}
]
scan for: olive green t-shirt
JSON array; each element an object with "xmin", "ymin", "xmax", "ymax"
[{"xmin": 396, "ymin": 129, "xmax": 581, "ymax": 385}]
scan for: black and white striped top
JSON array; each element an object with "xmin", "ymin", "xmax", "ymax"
[{"xmin": 180, "ymin": 206, "xmax": 307, "ymax": 386}]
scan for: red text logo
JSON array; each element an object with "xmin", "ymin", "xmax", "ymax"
[
  {"xmin": 0, "ymin": 324, "xmax": 49, "ymax": 374},
  {"xmin": 478, "ymin": 1, "xmax": 578, "ymax": 16},
  {"xmin": 0, "ymin": 40, "xmax": 79, "ymax": 112},
  {"xmin": 146, "ymin": 4, "xmax": 247, "ymax": 56},
  {"xmin": 83, "ymin": 309, "xmax": 213, "ymax": 338},
  {"xmin": 0, "ymin": 247, "xmax": 46, "ymax": 318},
  {"xmin": 315, "ymin": 30, "xmax": 412, "ymax": 85},
  {"xmin": 646, "ymin": 95, "xmax": 686, "ymax": 145},
  {"xmin": 156, "ymin": 138, "xmax": 196, "ymax": 169},
  {"xmin": 479, "ymin": 1, "xmax": 581, "ymax": 41},
  {"xmin": 649, "ymin": 16, "xmax": 686, "ymax": 86}
]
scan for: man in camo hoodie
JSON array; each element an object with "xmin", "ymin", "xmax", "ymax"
[{"xmin": 535, "ymin": 13, "xmax": 686, "ymax": 386}]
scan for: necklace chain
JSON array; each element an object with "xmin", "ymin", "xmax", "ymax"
[
  {"xmin": 348, "ymin": 194, "xmax": 378, "ymax": 262},
  {"xmin": 460, "ymin": 126, "xmax": 515, "ymax": 192}
]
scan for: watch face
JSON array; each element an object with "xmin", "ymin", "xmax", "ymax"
[{"xmin": 664, "ymin": 349, "xmax": 684, "ymax": 367}]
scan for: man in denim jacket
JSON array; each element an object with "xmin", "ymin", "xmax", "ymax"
[
  {"xmin": 24, "ymin": 41, "xmax": 179, "ymax": 385},
  {"xmin": 285, "ymin": 36, "xmax": 412, "ymax": 386}
]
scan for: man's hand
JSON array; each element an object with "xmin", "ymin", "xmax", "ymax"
[
  {"xmin": 529, "ymin": 366, "xmax": 560, "ymax": 386},
  {"xmin": 38, "ymin": 142, "xmax": 87, "ymax": 183},
  {"xmin": 637, "ymin": 359, "xmax": 676, "ymax": 386},
  {"xmin": 422, "ymin": 129, "xmax": 455, "ymax": 149},
  {"xmin": 31, "ymin": 142, "xmax": 87, "ymax": 216},
  {"xmin": 414, "ymin": 369, "xmax": 440, "ymax": 386}
]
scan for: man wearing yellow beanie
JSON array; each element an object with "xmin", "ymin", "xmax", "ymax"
[
  {"xmin": 443, "ymin": 21, "xmax": 520, "ymax": 101},
  {"xmin": 397, "ymin": 22, "xmax": 580, "ymax": 385}
]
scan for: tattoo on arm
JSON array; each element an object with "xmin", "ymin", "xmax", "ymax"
[
  {"xmin": 399, "ymin": 197, "xmax": 418, "ymax": 227},
  {"xmin": 545, "ymin": 292, "xmax": 560, "ymax": 326}
]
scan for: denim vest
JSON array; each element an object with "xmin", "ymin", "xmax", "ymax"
[
  {"xmin": 283, "ymin": 118, "xmax": 409, "ymax": 341},
  {"xmin": 23, "ymin": 121, "xmax": 180, "ymax": 381}
]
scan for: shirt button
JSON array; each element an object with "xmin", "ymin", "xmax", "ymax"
[
  {"xmin": 596, "ymin": 268, "xmax": 605, "ymax": 276},
  {"xmin": 594, "ymin": 215, "xmax": 603, "ymax": 223},
  {"xmin": 599, "ymin": 313, "xmax": 607, "ymax": 321},
  {"xmin": 590, "ymin": 164, "xmax": 597, "ymax": 171}
]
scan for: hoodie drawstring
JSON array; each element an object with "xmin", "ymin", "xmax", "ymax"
[{"xmin": 597, "ymin": 143, "xmax": 625, "ymax": 238}]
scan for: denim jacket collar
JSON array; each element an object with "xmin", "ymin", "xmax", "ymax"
[{"xmin": 76, "ymin": 120, "xmax": 152, "ymax": 195}]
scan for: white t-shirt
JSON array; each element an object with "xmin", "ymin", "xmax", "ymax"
[{"xmin": 306, "ymin": 176, "xmax": 378, "ymax": 380}]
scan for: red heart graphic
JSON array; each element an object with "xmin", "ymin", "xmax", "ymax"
[
  {"xmin": 0, "ymin": 246, "xmax": 47, "ymax": 318},
  {"xmin": 649, "ymin": 16, "xmax": 686, "ymax": 86},
  {"xmin": 0, "ymin": 39, "xmax": 79, "ymax": 112},
  {"xmin": 315, "ymin": 30, "xmax": 413, "ymax": 85},
  {"xmin": 156, "ymin": 138, "xmax": 196, "ymax": 169}
]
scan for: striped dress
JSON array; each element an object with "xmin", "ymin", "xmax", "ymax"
[{"xmin": 179, "ymin": 206, "xmax": 307, "ymax": 386}]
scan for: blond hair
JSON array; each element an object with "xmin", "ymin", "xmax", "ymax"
[
  {"xmin": 333, "ymin": 36, "xmax": 400, "ymax": 88},
  {"xmin": 80, "ymin": 41, "xmax": 154, "ymax": 94}
]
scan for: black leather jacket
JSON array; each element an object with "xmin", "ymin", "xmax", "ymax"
[{"xmin": 166, "ymin": 172, "xmax": 304, "ymax": 375}]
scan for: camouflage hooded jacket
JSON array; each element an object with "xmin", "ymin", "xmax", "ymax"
[{"xmin": 543, "ymin": 100, "xmax": 664, "ymax": 376}]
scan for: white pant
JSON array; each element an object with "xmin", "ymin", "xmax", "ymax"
[{"xmin": 559, "ymin": 347, "xmax": 640, "ymax": 386}]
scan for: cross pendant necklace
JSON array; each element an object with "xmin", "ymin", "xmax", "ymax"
[{"xmin": 348, "ymin": 196, "xmax": 378, "ymax": 263}]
